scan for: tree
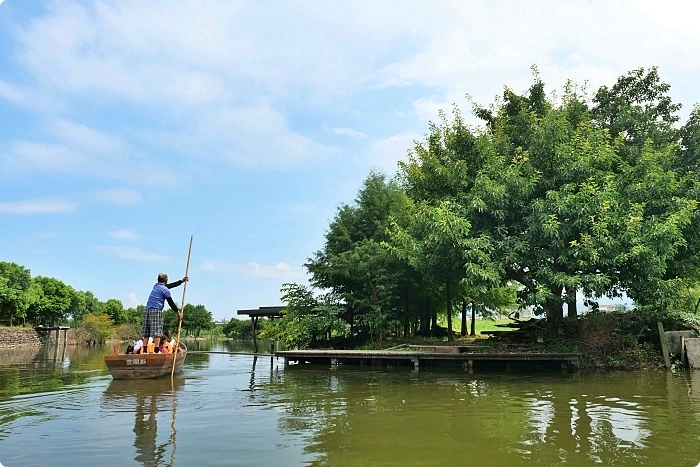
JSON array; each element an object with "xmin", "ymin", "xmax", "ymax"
[
  {"xmin": 179, "ymin": 304, "xmax": 213, "ymax": 337},
  {"xmin": 75, "ymin": 313, "xmax": 114, "ymax": 344},
  {"xmin": 0, "ymin": 262, "xmax": 32, "ymax": 326},
  {"xmin": 104, "ymin": 298, "xmax": 127, "ymax": 325},
  {"xmin": 27, "ymin": 276, "xmax": 72, "ymax": 326},
  {"xmin": 67, "ymin": 289, "xmax": 88, "ymax": 324},
  {"xmin": 306, "ymin": 172, "xmax": 417, "ymax": 341},
  {"xmin": 398, "ymin": 69, "xmax": 700, "ymax": 323},
  {"xmin": 124, "ymin": 304, "xmax": 144, "ymax": 326},
  {"xmin": 223, "ymin": 318, "xmax": 253, "ymax": 339},
  {"xmin": 387, "ymin": 200, "xmax": 499, "ymax": 340},
  {"xmin": 262, "ymin": 283, "xmax": 347, "ymax": 349}
]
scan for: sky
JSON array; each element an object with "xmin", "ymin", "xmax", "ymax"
[{"xmin": 1, "ymin": 0, "xmax": 700, "ymax": 321}]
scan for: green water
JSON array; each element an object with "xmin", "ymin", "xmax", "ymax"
[{"xmin": 1, "ymin": 341, "xmax": 700, "ymax": 466}]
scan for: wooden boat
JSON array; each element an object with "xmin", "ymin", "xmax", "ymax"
[{"xmin": 105, "ymin": 342, "xmax": 187, "ymax": 379}]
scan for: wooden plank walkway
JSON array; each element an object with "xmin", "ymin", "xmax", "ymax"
[{"xmin": 276, "ymin": 349, "xmax": 580, "ymax": 373}]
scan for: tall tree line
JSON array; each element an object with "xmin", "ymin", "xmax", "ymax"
[{"xmin": 0, "ymin": 261, "xmax": 139, "ymax": 327}]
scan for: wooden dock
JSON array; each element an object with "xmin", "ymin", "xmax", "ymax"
[{"xmin": 276, "ymin": 349, "xmax": 580, "ymax": 373}]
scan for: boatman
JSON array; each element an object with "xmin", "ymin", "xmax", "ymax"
[{"xmin": 142, "ymin": 272, "xmax": 188, "ymax": 353}]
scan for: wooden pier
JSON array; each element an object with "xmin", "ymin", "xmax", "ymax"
[{"xmin": 276, "ymin": 349, "xmax": 580, "ymax": 373}]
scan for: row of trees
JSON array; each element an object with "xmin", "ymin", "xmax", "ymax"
[
  {"xmin": 271, "ymin": 67, "xmax": 700, "ymax": 347},
  {"xmin": 0, "ymin": 261, "xmax": 136, "ymax": 327},
  {"xmin": 0, "ymin": 261, "xmax": 214, "ymax": 338}
]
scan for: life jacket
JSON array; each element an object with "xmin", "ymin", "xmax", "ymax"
[{"xmin": 163, "ymin": 341, "xmax": 173, "ymax": 353}]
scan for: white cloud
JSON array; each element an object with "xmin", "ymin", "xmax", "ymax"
[
  {"xmin": 0, "ymin": 80, "xmax": 35, "ymax": 107},
  {"xmin": 0, "ymin": 197, "xmax": 76, "ymax": 214},
  {"xmin": 200, "ymin": 260, "xmax": 305, "ymax": 280},
  {"xmin": 367, "ymin": 132, "xmax": 420, "ymax": 176},
  {"xmin": 94, "ymin": 245, "xmax": 169, "ymax": 262},
  {"xmin": 330, "ymin": 127, "xmax": 368, "ymax": 138},
  {"xmin": 94, "ymin": 189, "xmax": 143, "ymax": 206},
  {"xmin": 126, "ymin": 292, "xmax": 140, "ymax": 307},
  {"xmin": 2, "ymin": 119, "xmax": 182, "ymax": 184},
  {"xmin": 109, "ymin": 229, "xmax": 142, "ymax": 241}
]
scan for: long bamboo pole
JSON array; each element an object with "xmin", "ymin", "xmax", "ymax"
[{"xmin": 171, "ymin": 236, "xmax": 193, "ymax": 379}]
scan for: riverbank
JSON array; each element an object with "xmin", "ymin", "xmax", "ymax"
[
  {"xmin": 0, "ymin": 327, "xmax": 42, "ymax": 348},
  {"xmin": 0, "ymin": 327, "xmax": 82, "ymax": 348},
  {"xmin": 354, "ymin": 312, "xmax": 689, "ymax": 371}
]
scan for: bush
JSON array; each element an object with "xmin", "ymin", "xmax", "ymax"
[
  {"xmin": 114, "ymin": 323, "xmax": 141, "ymax": 342},
  {"xmin": 223, "ymin": 318, "xmax": 253, "ymax": 339},
  {"xmin": 75, "ymin": 313, "xmax": 113, "ymax": 345}
]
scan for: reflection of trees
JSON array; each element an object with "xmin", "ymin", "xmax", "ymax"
[
  {"xmin": 185, "ymin": 352, "xmax": 210, "ymax": 369},
  {"xmin": 103, "ymin": 378, "xmax": 184, "ymax": 467},
  {"xmin": 0, "ymin": 345, "xmax": 108, "ymax": 402},
  {"xmin": 254, "ymin": 370, "xmax": 530, "ymax": 466},
  {"xmin": 253, "ymin": 370, "xmax": 700, "ymax": 466}
]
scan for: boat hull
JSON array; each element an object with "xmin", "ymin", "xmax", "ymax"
[{"xmin": 105, "ymin": 343, "xmax": 187, "ymax": 379}]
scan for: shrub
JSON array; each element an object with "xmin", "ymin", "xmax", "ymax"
[{"xmin": 75, "ymin": 313, "xmax": 114, "ymax": 345}]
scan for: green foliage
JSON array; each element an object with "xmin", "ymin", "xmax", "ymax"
[
  {"xmin": 104, "ymin": 298, "xmax": 127, "ymax": 325},
  {"xmin": 164, "ymin": 304, "xmax": 213, "ymax": 337},
  {"xmin": 75, "ymin": 313, "xmax": 114, "ymax": 344},
  {"xmin": 184, "ymin": 304, "xmax": 213, "ymax": 337},
  {"xmin": 397, "ymin": 68, "xmax": 700, "ymax": 321},
  {"xmin": 306, "ymin": 172, "xmax": 415, "ymax": 341},
  {"xmin": 124, "ymin": 305, "xmax": 143, "ymax": 326},
  {"xmin": 114, "ymin": 323, "xmax": 141, "ymax": 342},
  {"xmin": 0, "ymin": 262, "xmax": 32, "ymax": 326},
  {"xmin": 27, "ymin": 276, "xmax": 73, "ymax": 326},
  {"xmin": 223, "ymin": 318, "xmax": 253, "ymax": 339},
  {"xmin": 262, "ymin": 283, "xmax": 348, "ymax": 349}
]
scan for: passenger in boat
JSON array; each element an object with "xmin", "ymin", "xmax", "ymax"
[
  {"xmin": 165, "ymin": 330, "xmax": 175, "ymax": 347},
  {"xmin": 133, "ymin": 339, "xmax": 144, "ymax": 354},
  {"xmin": 161, "ymin": 335, "xmax": 173, "ymax": 354},
  {"xmin": 142, "ymin": 272, "xmax": 188, "ymax": 353}
]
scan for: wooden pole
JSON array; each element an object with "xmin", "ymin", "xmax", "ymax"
[
  {"xmin": 171, "ymin": 236, "xmax": 193, "ymax": 379},
  {"xmin": 657, "ymin": 321, "xmax": 671, "ymax": 370}
]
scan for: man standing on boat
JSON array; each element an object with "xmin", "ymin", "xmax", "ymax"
[{"xmin": 142, "ymin": 272, "xmax": 188, "ymax": 353}]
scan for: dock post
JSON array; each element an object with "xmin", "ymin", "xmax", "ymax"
[
  {"xmin": 462, "ymin": 361, "xmax": 468, "ymax": 372},
  {"xmin": 330, "ymin": 357, "xmax": 337, "ymax": 369},
  {"xmin": 658, "ymin": 321, "xmax": 671, "ymax": 370},
  {"xmin": 284, "ymin": 357, "xmax": 289, "ymax": 368},
  {"xmin": 682, "ymin": 336, "xmax": 687, "ymax": 368},
  {"xmin": 411, "ymin": 357, "xmax": 419, "ymax": 372},
  {"xmin": 468, "ymin": 359, "xmax": 474, "ymax": 374}
]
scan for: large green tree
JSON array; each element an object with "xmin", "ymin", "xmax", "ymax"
[
  {"xmin": 398, "ymin": 69, "xmax": 700, "ymax": 322},
  {"xmin": 27, "ymin": 276, "xmax": 72, "ymax": 326},
  {"xmin": 0, "ymin": 262, "xmax": 32, "ymax": 326},
  {"xmin": 104, "ymin": 298, "xmax": 127, "ymax": 325},
  {"xmin": 387, "ymin": 200, "xmax": 499, "ymax": 340},
  {"xmin": 306, "ymin": 172, "xmax": 417, "ymax": 340}
]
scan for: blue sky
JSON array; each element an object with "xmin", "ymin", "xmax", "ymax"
[{"xmin": 1, "ymin": 0, "xmax": 699, "ymax": 320}]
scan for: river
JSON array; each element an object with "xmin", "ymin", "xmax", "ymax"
[{"xmin": 1, "ymin": 340, "xmax": 700, "ymax": 466}]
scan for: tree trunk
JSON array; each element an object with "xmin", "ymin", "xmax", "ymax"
[
  {"xmin": 461, "ymin": 300, "xmax": 467, "ymax": 336},
  {"xmin": 470, "ymin": 301, "xmax": 476, "ymax": 336},
  {"xmin": 421, "ymin": 297, "xmax": 430, "ymax": 333},
  {"xmin": 403, "ymin": 288, "xmax": 410, "ymax": 337},
  {"xmin": 446, "ymin": 282, "xmax": 453, "ymax": 342},
  {"xmin": 545, "ymin": 299, "xmax": 564, "ymax": 325},
  {"xmin": 566, "ymin": 296, "xmax": 577, "ymax": 319},
  {"xmin": 430, "ymin": 298, "xmax": 437, "ymax": 332}
]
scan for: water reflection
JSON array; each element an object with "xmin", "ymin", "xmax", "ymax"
[
  {"xmin": 5, "ymin": 343, "xmax": 700, "ymax": 466},
  {"xmin": 103, "ymin": 377, "xmax": 184, "ymax": 466}
]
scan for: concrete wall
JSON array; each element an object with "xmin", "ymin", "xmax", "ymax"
[
  {"xmin": 686, "ymin": 338, "xmax": 700, "ymax": 370},
  {"xmin": 666, "ymin": 330, "xmax": 696, "ymax": 355}
]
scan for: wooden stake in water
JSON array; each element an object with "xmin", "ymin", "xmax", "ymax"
[{"xmin": 171, "ymin": 236, "xmax": 193, "ymax": 379}]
